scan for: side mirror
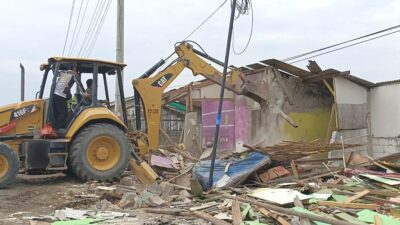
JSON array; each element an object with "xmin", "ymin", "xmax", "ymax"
[{"xmin": 40, "ymin": 64, "xmax": 48, "ymax": 71}]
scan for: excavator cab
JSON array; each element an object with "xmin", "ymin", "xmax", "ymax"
[
  {"xmin": 38, "ymin": 57, "xmax": 129, "ymax": 136},
  {"xmin": 0, "ymin": 57, "xmax": 132, "ymax": 188}
]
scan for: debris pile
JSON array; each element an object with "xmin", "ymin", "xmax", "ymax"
[{"xmin": 24, "ymin": 140, "xmax": 400, "ymax": 224}]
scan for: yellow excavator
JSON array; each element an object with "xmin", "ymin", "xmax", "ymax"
[
  {"xmin": 132, "ymin": 41, "xmax": 268, "ymax": 156},
  {"xmin": 0, "ymin": 57, "xmax": 154, "ymax": 188},
  {"xmin": 0, "ymin": 42, "xmax": 266, "ymax": 188}
]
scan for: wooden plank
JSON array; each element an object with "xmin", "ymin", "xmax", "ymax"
[
  {"xmin": 232, "ymin": 199, "xmax": 243, "ymax": 225},
  {"xmin": 190, "ymin": 202, "xmax": 219, "ymax": 211},
  {"xmin": 290, "ymin": 160, "xmax": 299, "ymax": 180},
  {"xmin": 325, "ymin": 103, "xmax": 335, "ymax": 143},
  {"xmin": 255, "ymin": 206, "xmax": 290, "ymax": 225},
  {"xmin": 225, "ymin": 195, "xmax": 357, "ymax": 225},
  {"xmin": 193, "ymin": 211, "xmax": 231, "ymax": 225},
  {"xmin": 374, "ymin": 215, "xmax": 382, "ymax": 225},
  {"xmin": 293, "ymin": 196, "xmax": 311, "ymax": 225},
  {"xmin": 345, "ymin": 190, "xmax": 370, "ymax": 203},
  {"xmin": 323, "ymin": 183, "xmax": 400, "ymax": 197},
  {"xmin": 334, "ymin": 213, "xmax": 368, "ymax": 225},
  {"xmin": 307, "ymin": 60, "xmax": 322, "ymax": 73},
  {"xmin": 317, "ymin": 201, "xmax": 380, "ymax": 210}
]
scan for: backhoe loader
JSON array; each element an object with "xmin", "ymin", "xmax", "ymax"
[
  {"xmin": 131, "ymin": 41, "xmax": 268, "ymax": 156},
  {"xmin": 0, "ymin": 57, "xmax": 155, "ymax": 188}
]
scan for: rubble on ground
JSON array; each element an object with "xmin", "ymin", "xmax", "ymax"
[{"xmin": 23, "ymin": 140, "xmax": 400, "ymax": 225}]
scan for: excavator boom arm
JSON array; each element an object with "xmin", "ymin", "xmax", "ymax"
[{"xmin": 133, "ymin": 42, "xmax": 267, "ymax": 154}]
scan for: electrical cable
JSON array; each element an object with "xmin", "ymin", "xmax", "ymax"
[
  {"xmin": 283, "ymin": 24, "xmax": 400, "ymax": 62},
  {"xmin": 69, "ymin": 0, "xmax": 90, "ymax": 56},
  {"xmin": 77, "ymin": 0, "xmax": 103, "ymax": 57},
  {"xmin": 232, "ymin": 0, "xmax": 253, "ymax": 55},
  {"xmin": 81, "ymin": 0, "xmax": 107, "ymax": 57},
  {"xmin": 289, "ymin": 29, "xmax": 400, "ymax": 64},
  {"xmin": 183, "ymin": 0, "xmax": 228, "ymax": 41},
  {"xmin": 86, "ymin": 0, "xmax": 111, "ymax": 57},
  {"xmin": 61, "ymin": 0, "xmax": 76, "ymax": 56},
  {"xmin": 86, "ymin": 0, "xmax": 112, "ymax": 57},
  {"xmin": 67, "ymin": 0, "xmax": 84, "ymax": 56}
]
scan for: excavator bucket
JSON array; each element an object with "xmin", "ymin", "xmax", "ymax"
[{"xmin": 129, "ymin": 159, "xmax": 158, "ymax": 184}]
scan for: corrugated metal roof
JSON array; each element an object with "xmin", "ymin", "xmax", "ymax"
[
  {"xmin": 374, "ymin": 79, "xmax": 400, "ymax": 87},
  {"xmin": 341, "ymin": 74, "xmax": 375, "ymax": 88}
]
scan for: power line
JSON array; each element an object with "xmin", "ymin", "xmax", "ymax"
[
  {"xmin": 85, "ymin": 0, "xmax": 112, "ymax": 57},
  {"xmin": 289, "ymin": 29, "xmax": 400, "ymax": 64},
  {"xmin": 81, "ymin": 0, "xmax": 108, "ymax": 57},
  {"xmin": 69, "ymin": 0, "xmax": 90, "ymax": 56},
  {"xmin": 77, "ymin": 0, "xmax": 103, "ymax": 57},
  {"xmin": 67, "ymin": 0, "xmax": 84, "ymax": 56},
  {"xmin": 61, "ymin": 0, "xmax": 76, "ymax": 56},
  {"xmin": 283, "ymin": 24, "xmax": 400, "ymax": 62},
  {"xmin": 232, "ymin": 0, "xmax": 253, "ymax": 55},
  {"xmin": 183, "ymin": 0, "xmax": 228, "ymax": 40}
]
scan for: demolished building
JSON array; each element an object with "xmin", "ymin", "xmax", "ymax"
[{"xmin": 159, "ymin": 59, "xmax": 400, "ymax": 159}]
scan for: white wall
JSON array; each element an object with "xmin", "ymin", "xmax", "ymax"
[
  {"xmin": 334, "ymin": 77, "xmax": 367, "ymax": 104},
  {"xmin": 371, "ymin": 83, "xmax": 400, "ymax": 137}
]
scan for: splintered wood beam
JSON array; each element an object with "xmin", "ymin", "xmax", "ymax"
[
  {"xmin": 303, "ymin": 70, "xmax": 350, "ymax": 82},
  {"xmin": 255, "ymin": 206, "xmax": 290, "ymax": 225},
  {"xmin": 232, "ymin": 199, "xmax": 243, "ymax": 225},
  {"xmin": 318, "ymin": 201, "xmax": 379, "ymax": 210},
  {"xmin": 193, "ymin": 211, "xmax": 232, "ymax": 225},
  {"xmin": 345, "ymin": 190, "xmax": 370, "ymax": 203}
]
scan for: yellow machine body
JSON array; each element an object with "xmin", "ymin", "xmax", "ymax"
[
  {"xmin": 65, "ymin": 107, "xmax": 127, "ymax": 139},
  {"xmin": 0, "ymin": 100, "xmax": 45, "ymax": 152}
]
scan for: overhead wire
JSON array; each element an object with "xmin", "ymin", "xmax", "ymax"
[
  {"xmin": 232, "ymin": 0, "xmax": 253, "ymax": 55},
  {"xmin": 289, "ymin": 28, "xmax": 400, "ymax": 64},
  {"xmin": 183, "ymin": 0, "xmax": 228, "ymax": 40},
  {"xmin": 61, "ymin": 0, "xmax": 76, "ymax": 56},
  {"xmin": 81, "ymin": 0, "xmax": 108, "ymax": 57},
  {"xmin": 69, "ymin": 0, "xmax": 90, "ymax": 56},
  {"xmin": 67, "ymin": 0, "xmax": 84, "ymax": 56},
  {"xmin": 283, "ymin": 24, "xmax": 400, "ymax": 62},
  {"xmin": 85, "ymin": 0, "xmax": 112, "ymax": 57},
  {"xmin": 77, "ymin": 0, "xmax": 103, "ymax": 57}
]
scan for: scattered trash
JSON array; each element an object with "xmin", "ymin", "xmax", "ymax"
[{"xmin": 249, "ymin": 188, "xmax": 311, "ymax": 205}]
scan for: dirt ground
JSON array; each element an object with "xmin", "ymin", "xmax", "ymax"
[{"xmin": 0, "ymin": 174, "xmax": 205, "ymax": 225}]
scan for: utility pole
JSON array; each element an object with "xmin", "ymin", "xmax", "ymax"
[
  {"xmin": 208, "ymin": 0, "xmax": 237, "ymax": 189},
  {"xmin": 115, "ymin": 0, "xmax": 124, "ymax": 116}
]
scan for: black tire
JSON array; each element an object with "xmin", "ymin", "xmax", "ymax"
[
  {"xmin": 69, "ymin": 123, "xmax": 130, "ymax": 182},
  {"xmin": 0, "ymin": 143, "xmax": 19, "ymax": 188},
  {"xmin": 62, "ymin": 161, "xmax": 76, "ymax": 176}
]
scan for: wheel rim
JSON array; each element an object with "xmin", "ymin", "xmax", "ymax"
[
  {"xmin": 86, "ymin": 136, "xmax": 121, "ymax": 171},
  {"xmin": 0, "ymin": 154, "xmax": 9, "ymax": 178}
]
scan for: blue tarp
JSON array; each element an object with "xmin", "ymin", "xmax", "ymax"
[{"xmin": 193, "ymin": 152, "xmax": 271, "ymax": 190}]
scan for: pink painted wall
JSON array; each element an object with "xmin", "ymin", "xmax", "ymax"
[
  {"xmin": 234, "ymin": 96, "xmax": 250, "ymax": 152},
  {"xmin": 201, "ymin": 100, "xmax": 235, "ymax": 151}
]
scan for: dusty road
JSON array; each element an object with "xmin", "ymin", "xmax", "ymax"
[{"xmin": 0, "ymin": 174, "xmax": 204, "ymax": 225}]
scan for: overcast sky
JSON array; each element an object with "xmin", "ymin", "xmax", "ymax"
[{"xmin": 0, "ymin": 0, "xmax": 399, "ymax": 105}]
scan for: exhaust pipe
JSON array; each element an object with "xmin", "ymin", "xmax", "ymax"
[{"xmin": 20, "ymin": 63, "xmax": 25, "ymax": 101}]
